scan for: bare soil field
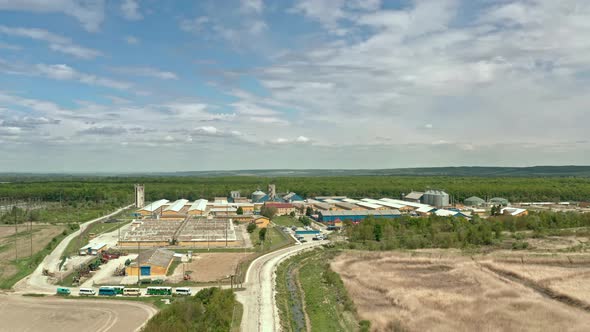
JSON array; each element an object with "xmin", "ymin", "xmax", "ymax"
[
  {"xmin": 0, "ymin": 294, "xmax": 156, "ymax": 332},
  {"xmin": 332, "ymin": 251, "xmax": 590, "ymax": 332},
  {"xmin": 168, "ymin": 252, "xmax": 253, "ymax": 282},
  {"xmin": 0, "ymin": 224, "xmax": 65, "ymax": 281}
]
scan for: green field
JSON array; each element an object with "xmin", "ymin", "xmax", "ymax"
[{"xmin": 272, "ymin": 216, "xmax": 303, "ymax": 228}]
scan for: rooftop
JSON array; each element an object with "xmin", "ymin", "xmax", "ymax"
[
  {"xmin": 132, "ymin": 248, "xmax": 175, "ymax": 268},
  {"xmin": 320, "ymin": 209, "xmax": 401, "ymax": 217}
]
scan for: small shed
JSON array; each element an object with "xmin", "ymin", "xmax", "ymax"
[
  {"xmin": 464, "ymin": 196, "xmax": 485, "ymax": 207},
  {"xmin": 126, "ymin": 248, "xmax": 175, "ymax": 277},
  {"xmin": 79, "ymin": 242, "xmax": 108, "ymax": 256}
]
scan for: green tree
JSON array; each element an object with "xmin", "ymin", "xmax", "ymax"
[
  {"xmin": 373, "ymin": 223, "xmax": 383, "ymax": 241},
  {"xmin": 289, "ymin": 211, "xmax": 296, "ymax": 217},
  {"xmin": 247, "ymin": 222, "xmax": 256, "ymax": 233},
  {"xmin": 236, "ymin": 206, "xmax": 244, "ymax": 215},
  {"xmin": 259, "ymin": 228, "xmax": 267, "ymax": 242},
  {"xmin": 305, "ymin": 206, "xmax": 313, "ymax": 216},
  {"xmin": 261, "ymin": 206, "xmax": 278, "ymax": 219}
]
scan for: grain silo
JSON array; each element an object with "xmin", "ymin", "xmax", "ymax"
[{"xmin": 423, "ymin": 190, "xmax": 450, "ymax": 208}]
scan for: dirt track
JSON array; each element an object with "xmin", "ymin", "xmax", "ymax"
[
  {"xmin": 0, "ymin": 294, "xmax": 157, "ymax": 332},
  {"xmin": 332, "ymin": 252, "xmax": 590, "ymax": 332}
]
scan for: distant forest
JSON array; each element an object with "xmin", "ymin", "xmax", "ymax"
[{"xmin": 1, "ymin": 174, "xmax": 590, "ymax": 204}]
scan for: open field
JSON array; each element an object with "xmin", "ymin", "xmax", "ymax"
[
  {"xmin": 332, "ymin": 251, "xmax": 590, "ymax": 332},
  {"xmin": 0, "ymin": 224, "xmax": 65, "ymax": 288},
  {"xmin": 0, "ymin": 294, "xmax": 156, "ymax": 332},
  {"xmin": 168, "ymin": 252, "xmax": 253, "ymax": 283}
]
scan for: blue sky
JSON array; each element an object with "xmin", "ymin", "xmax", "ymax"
[{"xmin": 1, "ymin": 0, "xmax": 589, "ymax": 172}]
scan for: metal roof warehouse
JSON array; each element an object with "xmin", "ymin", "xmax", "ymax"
[{"xmin": 318, "ymin": 209, "xmax": 401, "ymax": 222}]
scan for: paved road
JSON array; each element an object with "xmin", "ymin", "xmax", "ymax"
[
  {"xmin": 0, "ymin": 294, "xmax": 156, "ymax": 332},
  {"xmin": 237, "ymin": 240, "xmax": 327, "ymax": 332},
  {"xmin": 14, "ymin": 205, "xmax": 133, "ymax": 294}
]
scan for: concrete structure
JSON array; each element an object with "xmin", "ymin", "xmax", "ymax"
[
  {"xmin": 253, "ymin": 216, "xmax": 270, "ymax": 228},
  {"xmin": 126, "ymin": 248, "xmax": 175, "ymax": 277},
  {"xmin": 268, "ymin": 184, "xmax": 276, "ymax": 201},
  {"xmin": 119, "ymin": 219, "xmax": 184, "ymax": 247},
  {"xmin": 501, "ymin": 207, "xmax": 528, "ymax": 217},
  {"xmin": 422, "ymin": 190, "xmax": 450, "ymax": 208},
  {"xmin": 264, "ymin": 202, "xmax": 295, "ymax": 215},
  {"xmin": 176, "ymin": 218, "xmax": 238, "ymax": 247},
  {"xmin": 230, "ymin": 191, "xmax": 241, "ymax": 199},
  {"xmin": 210, "ymin": 207, "xmax": 237, "ymax": 216},
  {"xmin": 79, "ymin": 242, "xmax": 107, "ymax": 256},
  {"xmin": 137, "ymin": 199, "xmax": 170, "ymax": 217},
  {"xmin": 134, "ymin": 184, "xmax": 145, "ymax": 208},
  {"xmin": 318, "ymin": 209, "xmax": 401, "ymax": 223},
  {"xmin": 464, "ymin": 196, "xmax": 486, "ymax": 207}
]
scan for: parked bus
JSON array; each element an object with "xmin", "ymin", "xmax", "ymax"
[
  {"xmin": 123, "ymin": 288, "xmax": 141, "ymax": 296},
  {"xmin": 175, "ymin": 287, "xmax": 192, "ymax": 296},
  {"xmin": 98, "ymin": 286, "xmax": 117, "ymax": 296},
  {"xmin": 79, "ymin": 288, "xmax": 96, "ymax": 296},
  {"xmin": 103, "ymin": 286, "xmax": 124, "ymax": 295},
  {"xmin": 56, "ymin": 287, "xmax": 71, "ymax": 296},
  {"xmin": 146, "ymin": 287, "xmax": 172, "ymax": 296}
]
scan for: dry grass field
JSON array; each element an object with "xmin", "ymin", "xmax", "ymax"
[
  {"xmin": 168, "ymin": 252, "xmax": 253, "ymax": 282},
  {"xmin": 0, "ymin": 224, "xmax": 65, "ymax": 282},
  {"xmin": 332, "ymin": 251, "xmax": 590, "ymax": 332}
]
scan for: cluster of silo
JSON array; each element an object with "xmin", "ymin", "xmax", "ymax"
[{"xmin": 423, "ymin": 190, "xmax": 450, "ymax": 208}]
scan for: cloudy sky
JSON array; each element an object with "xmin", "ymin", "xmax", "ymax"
[{"xmin": 0, "ymin": 0, "xmax": 589, "ymax": 172}]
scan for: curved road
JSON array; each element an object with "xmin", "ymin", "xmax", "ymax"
[{"xmin": 237, "ymin": 240, "xmax": 327, "ymax": 332}]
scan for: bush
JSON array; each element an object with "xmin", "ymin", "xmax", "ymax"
[{"xmin": 246, "ymin": 223, "xmax": 256, "ymax": 233}]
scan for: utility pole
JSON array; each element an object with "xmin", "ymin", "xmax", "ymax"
[
  {"xmin": 14, "ymin": 203, "xmax": 18, "ymax": 261},
  {"xmin": 137, "ymin": 241, "xmax": 140, "ymax": 285}
]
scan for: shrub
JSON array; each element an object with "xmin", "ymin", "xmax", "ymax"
[{"xmin": 246, "ymin": 223, "xmax": 256, "ymax": 233}]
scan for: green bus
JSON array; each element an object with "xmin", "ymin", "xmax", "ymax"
[
  {"xmin": 146, "ymin": 287, "xmax": 172, "ymax": 296},
  {"xmin": 104, "ymin": 286, "xmax": 125, "ymax": 295},
  {"xmin": 56, "ymin": 287, "xmax": 71, "ymax": 296},
  {"xmin": 98, "ymin": 287, "xmax": 117, "ymax": 296}
]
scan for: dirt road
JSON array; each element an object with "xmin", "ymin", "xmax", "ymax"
[
  {"xmin": 237, "ymin": 241, "xmax": 326, "ymax": 332},
  {"xmin": 0, "ymin": 294, "xmax": 156, "ymax": 332},
  {"xmin": 14, "ymin": 205, "xmax": 133, "ymax": 294}
]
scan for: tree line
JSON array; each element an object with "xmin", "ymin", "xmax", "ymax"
[
  {"xmin": 343, "ymin": 211, "xmax": 590, "ymax": 250},
  {"xmin": 2, "ymin": 176, "xmax": 590, "ymax": 204}
]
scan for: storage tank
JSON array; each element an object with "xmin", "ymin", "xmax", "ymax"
[
  {"xmin": 251, "ymin": 190, "xmax": 266, "ymax": 202},
  {"xmin": 424, "ymin": 190, "xmax": 449, "ymax": 208}
]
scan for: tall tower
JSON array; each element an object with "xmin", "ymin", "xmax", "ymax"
[
  {"xmin": 134, "ymin": 184, "xmax": 145, "ymax": 208},
  {"xmin": 268, "ymin": 184, "xmax": 276, "ymax": 201}
]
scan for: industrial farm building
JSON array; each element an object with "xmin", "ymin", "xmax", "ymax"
[
  {"xmin": 119, "ymin": 217, "xmax": 239, "ymax": 248},
  {"xmin": 464, "ymin": 196, "xmax": 486, "ymax": 207},
  {"xmin": 318, "ymin": 210, "xmax": 402, "ymax": 222},
  {"xmin": 125, "ymin": 248, "xmax": 175, "ymax": 277}
]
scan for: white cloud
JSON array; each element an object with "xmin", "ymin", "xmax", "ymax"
[
  {"xmin": 0, "ymin": 0, "xmax": 105, "ymax": 32},
  {"xmin": 111, "ymin": 66, "xmax": 178, "ymax": 80},
  {"xmin": 241, "ymin": 0, "xmax": 263, "ymax": 13},
  {"xmin": 0, "ymin": 41, "xmax": 21, "ymax": 51},
  {"xmin": 195, "ymin": 126, "xmax": 219, "ymax": 135},
  {"xmin": 0, "ymin": 25, "xmax": 101, "ymax": 59},
  {"xmin": 35, "ymin": 64, "xmax": 132, "ymax": 90},
  {"xmin": 125, "ymin": 35, "xmax": 139, "ymax": 45},
  {"xmin": 180, "ymin": 16, "xmax": 210, "ymax": 33},
  {"xmin": 121, "ymin": 0, "xmax": 142, "ymax": 20},
  {"xmin": 296, "ymin": 136, "xmax": 310, "ymax": 143}
]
